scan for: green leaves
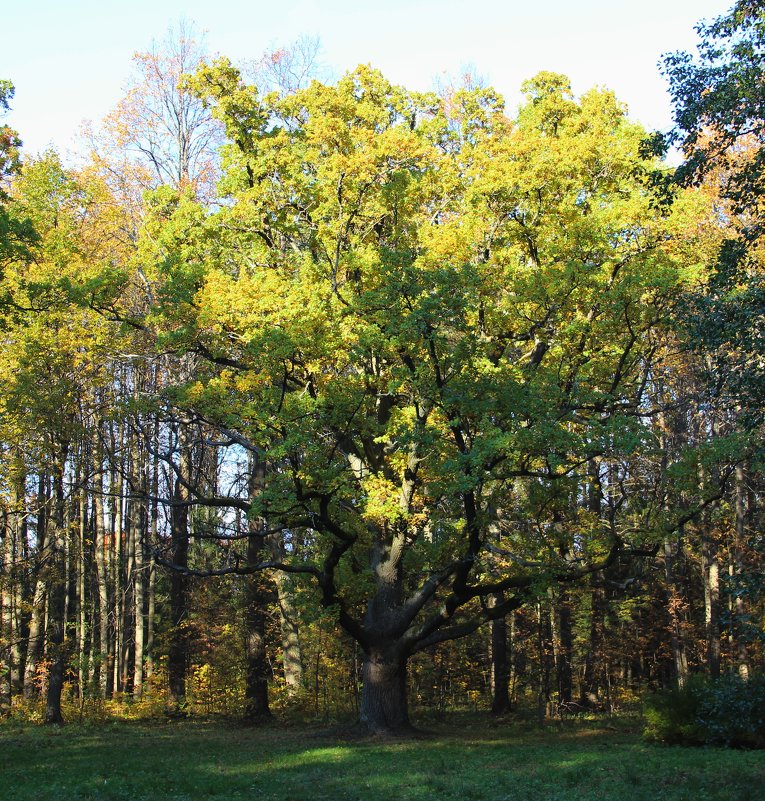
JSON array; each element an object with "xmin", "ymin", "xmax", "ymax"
[
  {"xmin": 157, "ymin": 68, "xmax": 693, "ymax": 577},
  {"xmin": 664, "ymin": 1, "xmax": 765, "ymax": 420}
]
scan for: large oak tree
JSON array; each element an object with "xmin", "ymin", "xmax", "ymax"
[{"xmin": 117, "ymin": 64, "xmax": 713, "ymax": 733}]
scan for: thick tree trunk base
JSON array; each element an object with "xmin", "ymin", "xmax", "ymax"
[
  {"xmin": 358, "ymin": 651, "xmax": 411, "ymax": 736},
  {"xmin": 243, "ymin": 680, "xmax": 272, "ymax": 723},
  {"xmin": 491, "ymin": 697, "xmax": 513, "ymax": 715}
]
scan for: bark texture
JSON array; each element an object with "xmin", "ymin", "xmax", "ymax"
[{"xmin": 359, "ymin": 648, "xmax": 410, "ymax": 734}]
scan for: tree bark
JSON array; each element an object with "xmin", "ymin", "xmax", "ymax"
[
  {"xmin": 664, "ymin": 533, "xmax": 689, "ymax": 689},
  {"xmin": 93, "ymin": 435, "xmax": 111, "ymax": 698},
  {"xmin": 132, "ymin": 499, "xmax": 146, "ymax": 699},
  {"xmin": 44, "ymin": 540, "xmax": 66, "ymax": 723},
  {"xmin": 271, "ymin": 534, "xmax": 303, "ymax": 696},
  {"xmin": 556, "ymin": 588, "xmax": 573, "ymax": 707},
  {"xmin": 168, "ymin": 425, "xmax": 190, "ymax": 711},
  {"xmin": 23, "ymin": 473, "xmax": 49, "ymax": 697},
  {"xmin": 1, "ymin": 461, "xmax": 25, "ymax": 710},
  {"xmin": 581, "ymin": 572, "xmax": 604, "ymax": 706},
  {"xmin": 45, "ymin": 449, "xmax": 69, "ymax": 725},
  {"xmin": 243, "ymin": 455, "xmax": 271, "ymax": 721},
  {"xmin": 76, "ymin": 471, "xmax": 88, "ymax": 696},
  {"xmin": 111, "ymin": 428, "xmax": 124, "ymax": 694},
  {"xmin": 359, "ymin": 647, "xmax": 410, "ymax": 734},
  {"xmin": 701, "ymin": 529, "xmax": 721, "ymax": 678},
  {"xmin": 168, "ymin": 500, "xmax": 189, "ymax": 709},
  {"xmin": 581, "ymin": 459, "xmax": 603, "ymax": 706},
  {"xmin": 144, "ymin": 414, "xmax": 160, "ymax": 687},
  {"xmin": 488, "ymin": 592, "xmax": 511, "ymax": 714},
  {"xmin": 537, "ymin": 600, "xmax": 553, "ymax": 720},
  {"xmin": 733, "ymin": 463, "xmax": 750, "ymax": 679},
  {"xmin": 127, "ymin": 421, "xmax": 146, "ymax": 699}
]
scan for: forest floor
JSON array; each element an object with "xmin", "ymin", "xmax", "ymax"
[{"xmin": 1, "ymin": 714, "xmax": 762, "ymax": 800}]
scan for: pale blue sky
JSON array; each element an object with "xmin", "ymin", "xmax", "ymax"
[{"xmin": 3, "ymin": 0, "xmax": 731, "ymax": 157}]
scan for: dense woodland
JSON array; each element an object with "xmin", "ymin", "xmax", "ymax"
[{"xmin": 0, "ymin": 3, "xmax": 764, "ymax": 735}]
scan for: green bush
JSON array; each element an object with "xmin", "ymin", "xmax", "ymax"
[
  {"xmin": 643, "ymin": 674, "xmax": 765, "ymax": 748},
  {"xmin": 643, "ymin": 675, "xmax": 706, "ymax": 745}
]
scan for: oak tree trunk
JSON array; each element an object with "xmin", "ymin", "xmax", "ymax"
[{"xmin": 359, "ymin": 647, "xmax": 410, "ymax": 734}]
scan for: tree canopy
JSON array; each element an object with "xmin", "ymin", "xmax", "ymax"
[
  {"xmin": 0, "ymin": 23, "xmax": 762, "ymax": 735},
  {"xmin": 663, "ymin": 0, "xmax": 765, "ymax": 415},
  {"xmin": 109, "ymin": 63, "xmax": 720, "ymax": 732}
]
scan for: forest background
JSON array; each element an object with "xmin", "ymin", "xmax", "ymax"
[{"xmin": 0, "ymin": 0, "xmax": 764, "ymax": 738}]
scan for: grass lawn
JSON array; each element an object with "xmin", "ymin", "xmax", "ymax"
[{"xmin": 1, "ymin": 715, "xmax": 762, "ymax": 800}]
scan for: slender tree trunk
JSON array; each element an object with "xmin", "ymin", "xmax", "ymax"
[
  {"xmin": 698, "ymin": 460, "xmax": 721, "ymax": 679},
  {"xmin": 77, "ymin": 474, "xmax": 88, "ymax": 696},
  {"xmin": 24, "ymin": 474, "xmax": 50, "ymax": 697},
  {"xmin": 133, "ymin": 554, "xmax": 145, "ymax": 698},
  {"xmin": 111, "ymin": 434, "xmax": 124, "ymax": 694},
  {"xmin": 557, "ymin": 589, "xmax": 573, "ymax": 707},
  {"xmin": 45, "ymin": 448, "xmax": 69, "ymax": 725},
  {"xmin": 10, "ymin": 473, "xmax": 26, "ymax": 700},
  {"xmin": 271, "ymin": 534, "xmax": 303, "ymax": 696},
  {"xmin": 120, "ymin": 462, "xmax": 135, "ymax": 695},
  {"xmin": 145, "ymin": 554, "xmax": 156, "ymax": 687},
  {"xmin": 243, "ymin": 455, "xmax": 271, "ymax": 721},
  {"xmin": 581, "ymin": 459, "xmax": 603, "ymax": 706},
  {"xmin": 581, "ymin": 572, "xmax": 604, "ymax": 706},
  {"xmin": 508, "ymin": 611, "xmax": 517, "ymax": 705},
  {"xmin": 168, "ymin": 426, "xmax": 190, "ymax": 712},
  {"xmin": 132, "ymin": 482, "xmax": 146, "ymax": 699},
  {"xmin": 733, "ymin": 464, "xmax": 750, "ymax": 679},
  {"xmin": 1, "ymin": 462, "xmax": 26, "ymax": 709},
  {"xmin": 93, "ymin": 468, "xmax": 110, "ymax": 698},
  {"xmin": 168, "ymin": 508, "xmax": 189, "ymax": 708},
  {"xmin": 44, "ymin": 538, "xmax": 66, "ymax": 724},
  {"xmin": 0, "ymin": 517, "xmax": 15, "ymax": 712},
  {"xmin": 93, "ymin": 426, "xmax": 114, "ymax": 699},
  {"xmin": 144, "ymin": 415, "xmax": 160, "ymax": 687},
  {"xmin": 664, "ymin": 533, "xmax": 688, "ymax": 689},
  {"xmin": 701, "ymin": 530, "xmax": 721, "ymax": 678},
  {"xmin": 0, "ymin": 514, "xmax": 9, "ymax": 713},
  {"xmin": 537, "ymin": 601, "xmax": 553, "ymax": 719},
  {"xmin": 488, "ymin": 592, "xmax": 511, "ymax": 714}
]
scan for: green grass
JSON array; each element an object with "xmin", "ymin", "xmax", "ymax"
[{"xmin": 1, "ymin": 716, "xmax": 763, "ymax": 800}]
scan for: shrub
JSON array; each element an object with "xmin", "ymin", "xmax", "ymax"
[
  {"xmin": 643, "ymin": 673, "xmax": 765, "ymax": 748},
  {"xmin": 643, "ymin": 675, "xmax": 706, "ymax": 745},
  {"xmin": 697, "ymin": 673, "xmax": 765, "ymax": 748}
]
